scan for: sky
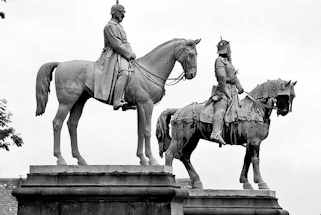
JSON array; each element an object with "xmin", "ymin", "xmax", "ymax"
[{"xmin": 0, "ymin": 0, "xmax": 320, "ymax": 214}]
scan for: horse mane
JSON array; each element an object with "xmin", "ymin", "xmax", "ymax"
[
  {"xmin": 249, "ymin": 79, "xmax": 289, "ymax": 99},
  {"xmin": 239, "ymin": 79, "xmax": 289, "ymax": 120},
  {"xmin": 140, "ymin": 38, "xmax": 186, "ymax": 60}
]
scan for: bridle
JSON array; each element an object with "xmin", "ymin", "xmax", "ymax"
[
  {"xmin": 244, "ymin": 91, "xmax": 277, "ymax": 110},
  {"xmin": 132, "ymin": 45, "xmax": 195, "ymax": 87}
]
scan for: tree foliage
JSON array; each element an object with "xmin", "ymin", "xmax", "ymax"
[
  {"xmin": 0, "ymin": 99, "xmax": 23, "ymax": 150},
  {"xmin": 1, "ymin": 0, "xmax": 7, "ymax": 19}
]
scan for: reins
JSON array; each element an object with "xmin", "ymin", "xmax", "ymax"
[
  {"xmin": 244, "ymin": 91, "xmax": 276, "ymax": 110},
  {"xmin": 132, "ymin": 60, "xmax": 186, "ymax": 87}
]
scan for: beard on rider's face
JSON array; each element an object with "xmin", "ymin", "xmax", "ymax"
[{"xmin": 117, "ymin": 12, "xmax": 125, "ymax": 22}]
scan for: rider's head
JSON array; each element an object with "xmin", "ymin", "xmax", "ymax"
[
  {"xmin": 111, "ymin": 1, "xmax": 125, "ymax": 23},
  {"xmin": 217, "ymin": 38, "xmax": 232, "ymax": 62}
]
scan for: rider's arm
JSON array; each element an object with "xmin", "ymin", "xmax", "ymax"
[
  {"xmin": 234, "ymin": 76, "xmax": 244, "ymax": 94},
  {"xmin": 105, "ymin": 24, "xmax": 135, "ymax": 61}
]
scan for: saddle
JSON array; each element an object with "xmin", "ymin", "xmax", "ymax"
[{"xmin": 200, "ymin": 85, "xmax": 264, "ymax": 124}]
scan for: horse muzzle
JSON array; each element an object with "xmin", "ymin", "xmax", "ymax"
[{"xmin": 185, "ymin": 68, "xmax": 197, "ymax": 80}]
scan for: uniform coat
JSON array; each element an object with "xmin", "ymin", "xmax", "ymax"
[{"xmin": 95, "ymin": 19, "xmax": 134, "ymax": 102}]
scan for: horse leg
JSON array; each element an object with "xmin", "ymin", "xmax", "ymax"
[
  {"xmin": 136, "ymin": 104, "xmax": 149, "ymax": 166},
  {"xmin": 165, "ymin": 122, "xmax": 183, "ymax": 166},
  {"xmin": 181, "ymin": 157, "xmax": 203, "ymax": 189},
  {"xmin": 53, "ymin": 104, "xmax": 71, "ymax": 165},
  {"xmin": 67, "ymin": 93, "xmax": 89, "ymax": 166},
  {"xmin": 142, "ymin": 101, "xmax": 159, "ymax": 165},
  {"xmin": 251, "ymin": 142, "xmax": 269, "ymax": 189},
  {"xmin": 239, "ymin": 145, "xmax": 254, "ymax": 190},
  {"xmin": 164, "ymin": 139, "xmax": 176, "ymax": 166}
]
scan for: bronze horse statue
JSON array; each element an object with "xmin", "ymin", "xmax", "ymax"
[
  {"xmin": 35, "ymin": 38, "xmax": 201, "ymax": 166},
  {"xmin": 156, "ymin": 79, "xmax": 296, "ymax": 189}
]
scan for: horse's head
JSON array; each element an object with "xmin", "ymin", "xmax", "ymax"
[
  {"xmin": 276, "ymin": 80, "xmax": 297, "ymax": 116},
  {"xmin": 249, "ymin": 79, "xmax": 297, "ymax": 117},
  {"xmin": 175, "ymin": 39, "xmax": 201, "ymax": 80}
]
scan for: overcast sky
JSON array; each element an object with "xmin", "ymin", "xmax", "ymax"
[{"xmin": 0, "ymin": 0, "xmax": 320, "ymax": 214}]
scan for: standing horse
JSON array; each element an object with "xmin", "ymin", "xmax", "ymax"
[
  {"xmin": 35, "ymin": 38, "xmax": 201, "ymax": 166},
  {"xmin": 156, "ymin": 79, "xmax": 296, "ymax": 189}
]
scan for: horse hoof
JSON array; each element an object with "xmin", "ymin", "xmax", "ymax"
[
  {"xmin": 192, "ymin": 181, "xmax": 203, "ymax": 189},
  {"xmin": 258, "ymin": 182, "xmax": 269, "ymax": 190},
  {"xmin": 149, "ymin": 158, "xmax": 159, "ymax": 166},
  {"xmin": 139, "ymin": 159, "xmax": 149, "ymax": 166},
  {"xmin": 77, "ymin": 158, "xmax": 88, "ymax": 166},
  {"xmin": 243, "ymin": 182, "xmax": 254, "ymax": 190},
  {"xmin": 57, "ymin": 158, "xmax": 67, "ymax": 166}
]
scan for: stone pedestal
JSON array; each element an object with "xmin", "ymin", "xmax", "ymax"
[
  {"xmin": 183, "ymin": 189, "xmax": 289, "ymax": 215},
  {"xmin": 12, "ymin": 165, "xmax": 187, "ymax": 215}
]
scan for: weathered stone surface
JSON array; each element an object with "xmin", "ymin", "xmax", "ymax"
[
  {"xmin": 0, "ymin": 179, "xmax": 21, "ymax": 215},
  {"xmin": 30, "ymin": 165, "xmax": 172, "ymax": 174},
  {"xmin": 183, "ymin": 189, "xmax": 289, "ymax": 215},
  {"xmin": 13, "ymin": 165, "xmax": 186, "ymax": 215}
]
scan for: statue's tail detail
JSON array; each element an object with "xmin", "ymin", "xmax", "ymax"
[
  {"xmin": 35, "ymin": 62, "xmax": 59, "ymax": 116},
  {"xmin": 156, "ymin": 108, "xmax": 178, "ymax": 157}
]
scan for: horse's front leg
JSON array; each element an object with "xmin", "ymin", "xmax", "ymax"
[
  {"xmin": 239, "ymin": 145, "xmax": 254, "ymax": 190},
  {"xmin": 136, "ymin": 104, "xmax": 149, "ymax": 166},
  {"xmin": 142, "ymin": 101, "xmax": 159, "ymax": 165},
  {"xmin": 251, "ymin": 141, "xmax": 269, "ymax": 189}
]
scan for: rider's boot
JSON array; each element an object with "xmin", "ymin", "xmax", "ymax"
[
  {"xmin": 113, "ymin": 71, "xmax": 128, "ymax": 110},
  {"xmin": 210, "ymin": 115, "xmax": 226, "ymax": 146}
]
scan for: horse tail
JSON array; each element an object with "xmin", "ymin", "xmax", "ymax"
[
  {"xmin": 35, "ymin": 62, "xmax": 59, "ymax": 116},
  {"xmin": 156, "ymin": 108, "xmax": 178, "ymax": 158}
]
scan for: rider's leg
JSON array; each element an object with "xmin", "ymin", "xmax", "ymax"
[
  {"xmin": 210, "ymin": 98, "xmax": 228, "ymax": 146},
  {"xmin": 113, "ymin": 69, "xmax": 129, "ymax": 110}
]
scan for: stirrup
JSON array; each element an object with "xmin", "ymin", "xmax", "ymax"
[
  {"xmin": 113, "ymin": 101, "xmax": 128, "ymax": 110},
  {"xmin": 210, "ymin": 132, "xmax": 226, "ymax": 146},
  {"xmin": 121, "ymin": 103, "xmax": 137, "ymax": 111}
]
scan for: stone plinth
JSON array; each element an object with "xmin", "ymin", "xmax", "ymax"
[
  {"xmin": 12, "ymin": 165, "xmax": 187, "ymax": 215},
  {"xmin": 183, "ymin": 189, "xmax": 289, "ymax": 215}
]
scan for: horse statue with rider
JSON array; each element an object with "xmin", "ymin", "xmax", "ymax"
[
  {"xmin": 35, "ymin": 0, "xmax": 200, "ymax": 166},
  {"xmin": 156, "ymin": 38, "xmax": 297, "ymax": 190}
]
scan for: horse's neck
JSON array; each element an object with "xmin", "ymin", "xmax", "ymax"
[
  {"xmin": 241, "ymin": 97, "xmax": 272, "ymax": 124},
  {"xmin": 137, "ymin": 41, "xmax": 180, "ymax": 81},
  {"xmin": 262, "ymin": 99, "xmax": 273, "ymax": 124}
]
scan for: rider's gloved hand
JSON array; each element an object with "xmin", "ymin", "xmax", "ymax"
[
  {"xmin": 238, "ymin": 88, "xmax": 244, "ymax": 95},
  {"xmin": 129, "ymin": 52, "xmax": 136, "ymax": 60}
]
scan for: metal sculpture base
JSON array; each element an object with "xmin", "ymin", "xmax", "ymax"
[{"xmin": 13, "ymin": 165, "xmax": 187, "ymax": 215}]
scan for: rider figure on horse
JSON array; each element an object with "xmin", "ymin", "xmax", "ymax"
[
  {"xmin": 96, "ymin": 0, "xmax": 136, "ymax": 110},
  {"xmin": 210, "ymin": 39, "xmax": 244, "ymax": 145}
]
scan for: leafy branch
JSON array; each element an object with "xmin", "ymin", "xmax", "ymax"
[
  {"xmin": 0, "ymin": 99, "xmax": 23, "ymax": 150},
  {"xmin": 1, "ymin": 0, "xmax": 7, "ymax": 19}
]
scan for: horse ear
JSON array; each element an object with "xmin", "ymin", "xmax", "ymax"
[
  {"xmin": 285, "ymin": 80, "xmax": 291, "ymax": 87},
  {"xmin": 292, "ymin": 80, "xmax": 297, "ymax": 86},
  {"xmin": 194, "ymin": 38, "xmax": 201, "ymax": 45}
]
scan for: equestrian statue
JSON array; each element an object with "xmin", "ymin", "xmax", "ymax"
[
  {"xmin": 35, "ymin": 1, "xmax": 201, "ymax": 166},
  {"xmin": 156, "ymin": 39, "xmax": 297, "ymax": 189}
]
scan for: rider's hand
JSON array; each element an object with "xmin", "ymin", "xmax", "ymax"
[
  {"xmin": 130, "ymin": 53, "xmax": 136, "ymax": 60},
  {"xmin": 238, "ymin": 88, "xmax": 244, "ymax": 95}
]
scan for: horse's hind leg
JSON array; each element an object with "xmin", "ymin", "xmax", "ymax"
[
  {"xmin": 67, "ymin": 93, "xmax": 89, "ymax": 165},
  {"xmin": 181, "ymin": 157, "xmax": 203, "ymax": 189},
  {"xmin": 53, "ymin": 104, "xmax": 72, "ymax": 165},
  {"xmin": 239, "ymin": 145, "xmax": 254, "ymax": 190},
  {"xmin": 164, "ymin": 139, "xmax": 177, "ymax": 166}
]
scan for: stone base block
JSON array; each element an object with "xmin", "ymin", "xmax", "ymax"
[
  {"xmin": 183, "ymin": 189, "xmax": 289, "ymax": 215},
  {"xmin": 13, "ymin": 165, "xmax": 187, "ymax": 215}
]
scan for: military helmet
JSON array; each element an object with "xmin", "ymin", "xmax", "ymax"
[
  {"xmin": 111, "ymin": 0, "xmax": 125, "ymax": 15},
  {"xmin": 217, "ymin": 38, "xmax": 230, "ymax": 54}
]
